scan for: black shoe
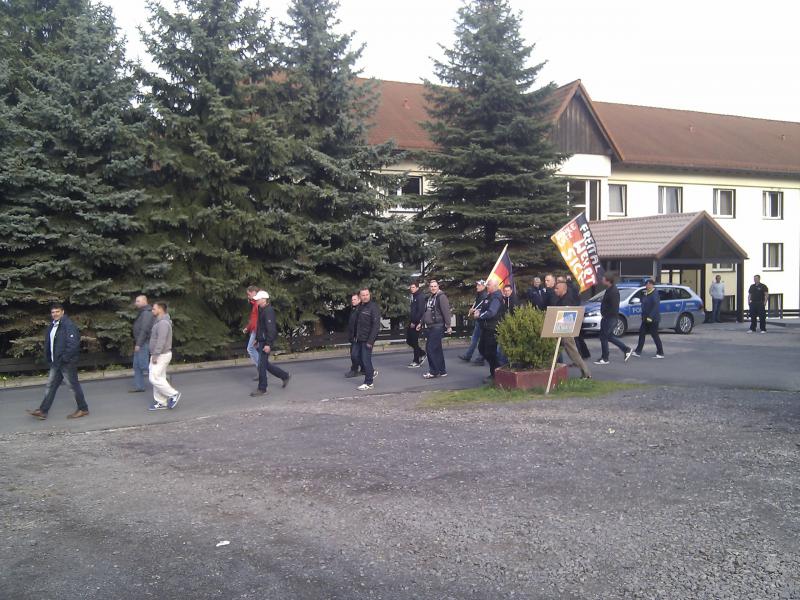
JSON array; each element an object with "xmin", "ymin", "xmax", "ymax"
[
  {"xmin": 127, "ymin": 388, "xmax": 145, "ymax": 393},
  {"xmin": 458, "ymin": 354, "xmax": 470, "ymax": 361},
  {"xmin": 282, "ymin": 374, "xmax": 290, "ymax": 388},
  {"xmin": 345, "ymin": 370, "xmax": 358, "ymax": 378},
  {"xmin": 249, "ymin": 390, "xmax": 267, "ymax": 397}
]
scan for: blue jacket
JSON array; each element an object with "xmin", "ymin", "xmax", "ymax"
[
  {"xmin": 477, "ymin": 290, "xmax": 503, "ymax": 331},
  {"xmin": 641, "ymin": 289, "xmax": 661, "ymax": 323},
  {"xmin": 44, "ymin": 315, "xmax": 81, "ymax": 365}
]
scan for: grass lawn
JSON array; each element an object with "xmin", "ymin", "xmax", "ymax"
[{"xmin": 420, "ymin": 378, "xmax": 643, "ymax": 409}]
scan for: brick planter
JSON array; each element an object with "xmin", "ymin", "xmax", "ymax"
[{"xmin": 493, "ymin": 364, "xmax": 568, "ymax": 391}]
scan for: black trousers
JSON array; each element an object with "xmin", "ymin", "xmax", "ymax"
[
  {"xmin": 257, "ymin": 349, "xmax": 289, "ymax": 391},
  {"xmin": 749, "ymin": 304, "xmax": 766, "ymax": 331},
  {"xmin": 575, "ymin": 331, "xmax": 591, "ymax": 359},
  {"xmin": 349, "ymin": 342, "xmax": 361, "ymax": 372},
  {"xmin": 635, "ymin": 320, "xmax": 663, "ymax": 355},
  {"xmin": 406, "ymin": 326, "xmax": 425, "ymax": 363},
  {"xmin": 479, "ymin": 328, "xmax": 499, "ymax": 376}
]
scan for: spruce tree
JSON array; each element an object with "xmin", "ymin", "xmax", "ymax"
[
  {"xmin": 280, "ymin": 0, "xmax": 424, "ymax": 325},
  {"xmin": 141, "ymin": 0, "xmax": 292, "ymax": 355},
  {"xmin": 0, "ymin": 3, "xmax": 158, "ymax": 358},
  {"xmin": 421, "ymin": 0, "xmax": 567, "ymax": 286}
]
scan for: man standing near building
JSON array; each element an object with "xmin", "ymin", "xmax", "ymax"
[
  {"xmin": 27, "ymin": 303, "xmax": 89, "ymax": 420},
  {"xmin": 130, "ymin": 294, "xmax": 154, "ymax": 393},
  {"xmin": 553, "ymin": 282, "xmax": 591, "ymax": 379},
  {"xmin": 747, "ymin": 275, "xmax": 769, "ymax": 333},
  {"xmin": 459, "ymin": 280, "xmax": 487, "ymax": 365},
  {"xmin": 476, "ymin": 279, "xmax": 504, "ymax": 383},
  {"xmin": 631, "ymin": 280, "xmax": 664, "ymax": 359},
  {"xmin": 421, "ymin": 280, "xmax": 453, "ymax": 379},
  {"xmin": 594, "ymin": 273, "xmax": 633, "ymax": 365},
  {"xmin": 542, "ymin": 273, "xmax": 557, "ymax": 308},
  {"xmin": 709, "ymin": 275, "xmax": 725, "ymax": 323},
  {"xmin": 242, "ymin": 285, "xmax": 260, "ymax": 379},
  {"xmin": 250, "ymin": 291, "xmax": 290, "ymax": 396},
  {"xmin": 147, "ymin": 302, "xmax": 181, "ymax": 410},
  {"xmin": 406, "ymin": 281, "xmax": 427, "ymax": 368},
  {"xmin": 355, "ymin": 288, "xmax": 381, "ymax": 391},
  {"xmin": 345, "ymin": 293, "xmax": 363, "ymax": 378}
]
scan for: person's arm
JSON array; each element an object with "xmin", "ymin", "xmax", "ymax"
[
  {"xmin": 763, "ymin": 287, "xmax": 769, "ymax": 305},
  {"xmin": 136, "ymin": 312, "xmax": 153, "ymax": 348},
  {"xmin": 63, "ymin": 323, "xmax": 81, "ymax": 364},
  {"xmin": 439, "ymin": 294, "xmax": 452, "ymax": 333},
  {"xmin": 150, "ymin": 321, "xmax": 166, "ymax": 360},
  {"xmin": 478, "ymin": 296, "xmax": 502, "ymax": 321},
  {"xmin": 264, "ymin": 308, "xmax": 278, "ymax": 350},
  {"xmin": 747, "ymin": 287, "xmax": 752, "ymax": 304},
  {"xmin": 367, "ymin": 304, "xmax": 381, "ymax": 346}
]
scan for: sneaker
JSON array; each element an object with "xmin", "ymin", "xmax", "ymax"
[
  {"xmin": 167, "ymin": 392, "xmax": 182, "ymax": 409},
  {"xmin": 249, "ymin": 390, "xmax": 267, "ymax": 397},
  {"xmin": 282, "ymin": 374, "xmax": 291, "ymax": 388},
  {"xmin": 148, "ymin": 402, "xmax": 168, "ymax": 411},
  {"xmin": 422, "ymin": 372, "xmax": 436, "ymax": 379},
  {"xmin": 631, "ymin": 351, "xmax": 641, "ymax": 358},
  {"xmin": 594, "ymin": 359, "xmax": 610, "ymax": 365},
  {"xmin": 624, "ymin": 349, "xmax": 633, "ymax": 362},
  {"xmin": 439, "ymin": 373, "xmax": 448, "ymax": 378},
  {"xmin": 357, "ymin": 383, "xmax": 373, "ymax": 391},
  {"xmin": 344, "ymin": 370, "xmax": 358, "ymax": 378},
  {"xmin": 458, "ymin": 354, "xmax": 470, "ymax": 362},
  {"xmin": 653, "ymin": 354, "xmax": 665, "ymax": 359},
  {"xmin": 760, "ymin": 330, "xmax": 767, "ymax": 334},
  {"xmin": 746, "ymin": 330, "xmax": 754, "ymax": 334},
  {"xmin": 408, "ymin": 361, "xmax": 420, "ymax": 368},
  {"xmin": 580, "ymin": 375, "xmax": 592, "ymax": 380}
]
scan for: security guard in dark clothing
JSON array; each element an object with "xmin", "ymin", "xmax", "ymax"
[
  {"xmin": 477, "ymin": 280, "xmax": 504, "ymax": 381},
  {"xmin": 747, "ymin": 275, "xmax": 769, "ymax": 333},
  {"xmin": 631, "ymin": 280, "xmax": 664, "ymax": 358}
]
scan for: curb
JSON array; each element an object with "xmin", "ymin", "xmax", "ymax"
[{"xmin": 0, "ymin": 339, "xmax": 471, "ymax": 391}]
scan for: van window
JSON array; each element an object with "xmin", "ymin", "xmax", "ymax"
[
  {"xmin": 657, "ymin": 287, "xmax": 675, "ymax": 301},
  {"xmin": 675, "ymin": 288, "xmax": 692, "ymax": 300}
]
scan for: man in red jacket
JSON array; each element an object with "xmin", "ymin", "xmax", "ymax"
[{"xmin": 243, "ymin": 285, "xmax": 261, "ymax": 378}]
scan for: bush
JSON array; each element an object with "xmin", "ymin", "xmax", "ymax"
[{"xmin": 496, "ymin": 305, "xmax": 558, "ymax": 370}]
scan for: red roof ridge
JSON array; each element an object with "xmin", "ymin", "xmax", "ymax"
[{"xmin": 594, "ymin": 100, "xmax": 800, "ymax": 126}]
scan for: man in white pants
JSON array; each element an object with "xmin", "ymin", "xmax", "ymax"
[{"xmin": 147, "ymin": 302, "xmax": 181, "ymax": 411}]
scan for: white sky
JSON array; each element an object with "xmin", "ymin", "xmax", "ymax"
[{"xmin": 112, "ymin": 0, "xmax": 800, "ymax": 122}]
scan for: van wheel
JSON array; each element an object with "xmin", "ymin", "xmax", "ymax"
[
  {"xmin": 675, "ymin": 313, "xmax": 694, "ymax": 334},
  {"xmin": 613, "ymin": 316, "xmax": 627, "ymax": 337}
]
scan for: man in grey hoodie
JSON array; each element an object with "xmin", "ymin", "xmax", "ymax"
[
  {"xmin": 147, "ymin": 302, "xmax": 181, "ymax": 411},
  {"xmin": 130, "ymin": 295, "xmax": 154, "ymax": 393}
]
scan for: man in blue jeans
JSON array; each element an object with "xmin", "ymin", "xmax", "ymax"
[
  {"xmin": 594, "ymin": 273, "xmax": 633, "ymax": 365},
  {"xmin": 130, "ymin": 295, "xmax": 154, "ymax": 393},
  {"xmin": 27, "ymin": 303, "xmax": 89, "ymax": 420},
  {"xmin": 459, "ymin": 280, "xmax": 487, "ymax": 365}
]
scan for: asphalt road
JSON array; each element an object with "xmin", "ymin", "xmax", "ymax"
[{"xmin": 1, "ymin": 322, "xmax": 798, "ymax": 435}]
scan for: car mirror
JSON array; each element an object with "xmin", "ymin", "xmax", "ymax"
[{"xmin": 630, "ymin": 298, "xmax": 641, "ymax": 304}]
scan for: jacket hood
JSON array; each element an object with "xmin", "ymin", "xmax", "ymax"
[{"xmin": 156, "ymin": 313, "xmax": 172, "ymax": 322}]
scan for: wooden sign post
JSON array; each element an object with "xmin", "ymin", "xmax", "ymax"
[{"xmin": 540, "ymin": 306, "xmax": 585, "ymax": 395}]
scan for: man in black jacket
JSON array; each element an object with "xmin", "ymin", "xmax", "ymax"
[
  {"xmin": 595, "ymin": 273, "xmax": 633, "ymax": 365},
  {"xmin": 477, "ymin": 280, "xmax": 504, "ymax": 381},
  {"xmin": 406, "ymin": 281, "xmax": 427, "ymax": 368},
  {"xmin": 541, "ymin": 273, "xmax": 557, "ymax": 308},
  {"xmin": 525, "ymin": 277, "xmax": 545, "ymax": 310},
  {"xmin": 354, "ymin": 288, "xmax": 381, "ymax": 391},
  {"xmin": 130, "ymin": 294, "xmax": 154, "ymax": 393},
  {"xmin": 345, "ymin": 293, "xmax": 363, "ymax": 377},
  {"xmin": 631, "ymin": 280, "xmax": 664, "ymax": 358},
  {"xmin": 459, "ymin": 280, "xmax": 487, "ymax": 365},
  {"xmin": 421, "ymin": 280, "xmax": 453, "ymax": 379},
  {"xmin": 28, "ymin": 303, "xmax": 89, "ymax": 420},
  {"xmin": 250, "ymin": 291, "xmax": 290, "ymax": 396}
]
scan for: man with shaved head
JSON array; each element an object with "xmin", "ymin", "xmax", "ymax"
[{"xmin": 130, "ymin": 294, "xmax": 154, "ymax": 393}]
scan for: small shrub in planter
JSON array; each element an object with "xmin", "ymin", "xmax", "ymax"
[{"xmin": 495, "ymin": 305, "xmax": 566, "ymax": 390}]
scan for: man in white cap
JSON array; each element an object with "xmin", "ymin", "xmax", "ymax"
[{"xmin": 251, "ymin": 290, "xmax": 291, "ymax": 396}]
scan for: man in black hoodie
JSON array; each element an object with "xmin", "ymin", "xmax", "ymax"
[
  {"xmin": 354, "ymin": 288, "xmax": 382, "ymax": 391},
  {"xmin": 345, "ymin": 293, "xmax": 363, "ymax": 378},
  {"xmin": 28, "ymin": 303, "xmax": 89, "ymax": 420},
  {"xmin": 595, "ymin": 273, "xmax": 633, "ymax": 365},
  {"xmin": 406, "ymin": 281, "xmax": 427, "ymax": 368},
  {"xmin": 250, "ymin": 291, "xmax": 291, "ymax": 396}
]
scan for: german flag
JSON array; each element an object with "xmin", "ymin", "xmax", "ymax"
[{"xmin": 486, "ymin": 244, "xmax": 514, "ymax": 290}]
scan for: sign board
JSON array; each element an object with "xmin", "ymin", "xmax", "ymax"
[{"xmin": 541, "ymin": 306, "xmax": 585, "ymax": 338}]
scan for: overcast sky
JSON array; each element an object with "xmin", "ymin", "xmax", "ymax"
[{"xmin": 112, "ymin": 0, "xmax": 800, "ymax": 122}]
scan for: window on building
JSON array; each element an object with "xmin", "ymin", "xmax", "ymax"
[
  {"xmin": 768, "ymin": 294, "xmax": 783, "ymax": 318},
  {"xmin": 399, "ymin": 176, "xmax": 423, "ymax": 196},
  {"xmin": 658, "ymin": 186, "xmax": 682, "ymax": 214},
  {"xmin": 722, "ymin": 295, "xmax": 736, "ymax": 312},
  {"xmin": 712, "ymin": 263, "xmax": 735, "ymax": 272},
  {"xmin": 608, "ymin": 184, "xmax": 627, "ymax": 216},
  {"xmin": 763, "ymin": 191, "xmax": 783, "ymax": 219},
  {"xmin": 713, "ymin": 189, "xmax": 735, "ymax": 217},
  {"xmin": 762, "ymin": 243, "xmax": 783, "ymax": 270},
  {"xmin": 565, "ymin": 179, "xmax": 600, "ymax": 219}
]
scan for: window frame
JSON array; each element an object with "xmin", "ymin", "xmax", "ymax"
[
  {"xmin": 767, "ymin": 293, "xmax": 783, "ymax": 318},
  {"xmin": 762, "ymin": 191, "xmax": 783, "ymax": 220},
  {"xmin": 712, "ymin": 262, "xmax": 735, "ymax": 272},
  {"xmin": 608, "ymin": 184, "xmax": 627, "ymax": 216},
  {"xmin": 762, "ymin": 242, "xmax": 783, "ymax": 271},
  {"xmin": 712, "ymin": 188, "xmax": 736, "ymax": 218},
  {"xmin": 658, "ymin": 186, "xmax": 683, "ymax": 214}
]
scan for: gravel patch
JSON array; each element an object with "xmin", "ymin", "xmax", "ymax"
[{"xmin": 1, "ymin": 386, "xmax": 798, "ymax": 599}]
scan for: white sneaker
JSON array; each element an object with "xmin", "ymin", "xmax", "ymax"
[
  {"xmin": 593, "ymin": 359, "xmax": 609, "ymax": 365},
  {"xmin": 759, "ymin": 330, "xmax": 767, "ymax": 334},
  {"xmin": 407, "ymin": 362, "xmax": 420, "ymax": 368},
  {"xmin": 746, "ymin": 330, "xmax": 754, "ymax": 334},
  {"xmin": 631, "ymin": 351, "xmax": 641, "ymax": 358},
  {"xmin": 653, "ymin": 354, "xmax": 665, "ymax": 359},
  {"xmin": 357, "ymin": 383, "xmax": 373, "ymax": 391}
]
